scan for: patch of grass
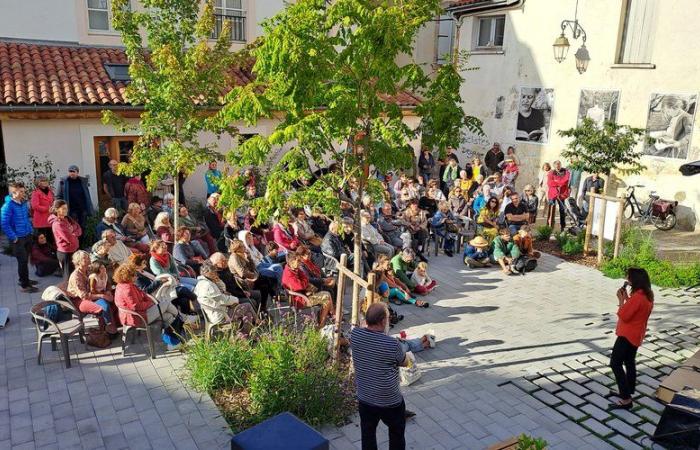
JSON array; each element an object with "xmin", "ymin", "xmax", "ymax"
[
  {"xmin": 534, "ymin": 225, "xmax": 553, "ymax": 241},
  {"xmin": 600, "ymin": 226, "xmax": 700, "ymax": 288},
  {"xmin": 185, "ymin": 336, "xmax": 252, "ymax": 392}
]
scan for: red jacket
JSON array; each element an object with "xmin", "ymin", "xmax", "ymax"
[
  {"xmin": 48, "ymin": 215, "xmax": 82, "ymax": 253},
  {"xmin": 282, "ymin": 266, "xmax": 309, "ymax": 309},
  {"xmin": 30, "ymin": 243, "xmax": 56, "ymax": 265},
  {"xmin": 616, "ymin": 290, "xmax": 653, "ymax": 347},
  {"xmin": 273, "ymin": 223, "xmax": 300, "ymax": 251},
  {"xmin": 30, "ymin": 188, "xmax": 54, "ymax": 228},
  {"xmin": 547, "ymin": 169, "xmax": 571, "ymax": 201},
  {"xmin": 115, "ymin": 282, "xmax": 153, "ymax": 326}
]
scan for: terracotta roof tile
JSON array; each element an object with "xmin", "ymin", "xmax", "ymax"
[{"xmin": 0, "ymin": 40, "xmax": 420, "ymax": 108}]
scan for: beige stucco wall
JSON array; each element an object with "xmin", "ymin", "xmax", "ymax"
[
  {"xmin": 1, "ymin": 117, "xmax": 279, "ymax": 209},
  {"xmin": 453, "ymin": 0, "xmax": 700, "ymax": 230}
]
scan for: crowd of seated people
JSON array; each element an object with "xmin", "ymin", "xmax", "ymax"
[{"xmin": 8, "ymin": 147, "xmax": 582, "ymax": 354}]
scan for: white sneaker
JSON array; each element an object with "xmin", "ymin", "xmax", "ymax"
[{"xmin": 427, "ymin": 329, "xmax": 436, "ymax": 348}]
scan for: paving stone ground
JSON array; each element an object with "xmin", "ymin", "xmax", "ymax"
[
  {"xmin": 2, "ymin": 247, "xmax": 699, "ymax": 450},
  {"xmin": 321, "ymin": 250, "xmax": 700, "ymax": 449},
  {"xmin": 0, "ymin": 253, "xmax": 231, "ymax": 450}
]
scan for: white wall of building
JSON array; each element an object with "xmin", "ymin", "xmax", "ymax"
[
  {"xmin": 453, "ymin": 0, "xmax": 700, "ymax": 230},
  {"xmin": 0, "ymin": 0, "xmax": 79, "ymax": 42}
]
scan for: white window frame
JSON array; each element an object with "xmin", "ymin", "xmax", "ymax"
[
  {"xmin": 212, "ymin": 0, "xmax": 247, "ymax": 42},
  {"xmin": 87, "ymin": 0, "xmax": 120, "ymax": 33},
  {"xmin": 474, "ymin": 15, "xmax": 506, "ymax": 50}
]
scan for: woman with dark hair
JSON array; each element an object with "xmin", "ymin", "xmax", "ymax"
[
  {"xmin": 608, "ymin": 268, "xmax": 654, "ymax": 410},
  {"xmin": 48, "ymin": 199, "xmax": 82, "ymax": 281}
]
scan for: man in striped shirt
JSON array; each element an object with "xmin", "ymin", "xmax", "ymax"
[{"xmin": 351, "ymin": 303, "xmax": 410, "ymax": 450}]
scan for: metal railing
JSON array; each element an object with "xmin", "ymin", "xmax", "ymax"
[{"xmin": 213, "ymin": 12, "xmax": 246, "ymax": 42}]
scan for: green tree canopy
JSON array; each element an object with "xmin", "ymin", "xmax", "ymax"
[
  {"xmin": 103, "ymin": 0, "xmax": 238, "ymax": 229},
  {"xmin": 218, "ymin": 0, "xmax": 481, "ymax": 278}
]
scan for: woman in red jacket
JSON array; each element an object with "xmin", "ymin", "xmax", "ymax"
[
  {"xmin": 113, "ymin": 264, "xmax": 178, "ymax": 328},
  {"xmin": 281, "ymin": 252, "xmax": 333, "ymax": 327},
  {"xmin": 546, "ymin": 160, "xmax": 571, "ymax": 232},
  {"xmin": 608, "ymin": 268, "xmax": 654, "ymax": 410},
  {"xmin": 30, "ymin": 176, "xmax": 55, "ymax": 243},
  {"xmin": 48, "ymin": 200, "xmax": 82, "ymax": 281}
]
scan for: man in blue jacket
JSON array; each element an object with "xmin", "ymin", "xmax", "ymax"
[{"xmin": 1, "ymin": 182, "xmax": 38, "ymax": 292}]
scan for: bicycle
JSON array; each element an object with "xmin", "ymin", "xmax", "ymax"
[{"xmin": 623, "ymin": 185, "xmax": 677, "ymax": 231}]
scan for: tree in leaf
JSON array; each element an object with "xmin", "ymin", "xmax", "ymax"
[
  {"xmin": 218, "ymin": 0, "xmax": 482, "ymax": 301},
  {"xmin": 102, "ymin": 0, "xmax": 238, "ymax": 231},
  {"xmin": 558, "ymin": 118, "xmax": 648, "ymax": 195}
]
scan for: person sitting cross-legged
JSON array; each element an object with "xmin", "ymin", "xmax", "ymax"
[
  {"xmin": 410, "ymin": 261, "xmax": 437, "ymax": 295},
  {"xmin": 391, "ymin": 248, "xmax": 417, "ymax": 293},
  {"xmin": 491, "ymin": 228, "xmax": 521, "ymax": 275},
  {"xmin": 463, "ymin": 236, "xmax": 492, "ymax": 268},
  {"xmin": 281, "ymin": 252, "xmax": 334, "ymax": 327}
]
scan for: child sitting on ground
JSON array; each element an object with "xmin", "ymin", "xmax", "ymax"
[
  {"xmin": 463, "ymin": 236, "xmax": 492, "ymax": 268},
  {"xmin": 410, "ymin": 262, "xmax": 437, "ymax": 295},
  {"xmin": 379, "ymin": 280, "xmax": 429, "ymax": 309},
  {"xmin": 375, "ymin": 256, "xmax": 428, "ymax": 308}
]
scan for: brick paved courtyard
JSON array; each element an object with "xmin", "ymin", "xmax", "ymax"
[{"xmin": 1, "ymin": 250, "xmax": 699, "ymax": 449}]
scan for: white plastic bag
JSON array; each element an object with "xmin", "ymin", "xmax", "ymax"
[{"xmin": 400, "ymin": 351, "xmax": 422, "ymax": 386}]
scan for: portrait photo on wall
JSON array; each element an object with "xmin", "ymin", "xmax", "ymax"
[
  {"xmin": 644, "ymin": 93, "xmax": 697, "ymax": 160},
  {"xmin": 577, "ymin": 89, "xmax": 620, "ymax": 127},
  {"xmin": 515, "ymin": 87, "xmax": 554, "ymax": 144}
]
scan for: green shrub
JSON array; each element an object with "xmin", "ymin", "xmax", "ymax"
[
  {"xmin": 534, "ymin": 225, "xmax": 553, "ymax": 241},
  {"xmin": 248, "ymin": 327, "xmax": 350, "ymax": 428},
  {"xmin": 185, "ymin": 325, "xmax": 354, "ymax": 432},
  {"xmin": 554, "ymin": 232, "xmax": 585, "ymax": 255},
  {"xmin": 185, "ymin": 336, "xmax": 252, "ymax": 392},
  {"xmin": 601, "ymin": 226, "xmax": 700, "ymax": 288},
  {"xmin": 517, "ymin": 434, "xmax": 548, "ymax": 450}
]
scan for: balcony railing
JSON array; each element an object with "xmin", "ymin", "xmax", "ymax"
[{"xmin": 213, "ymin": 12, "xmax": 246, "ymax": 42}]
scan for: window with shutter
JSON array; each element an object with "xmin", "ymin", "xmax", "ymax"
[
  {"xmin": 618, "ymin": 0, "xmax": 658, "ymax": 64},
  {"xmin": 436, "ymin": 15, "xmax": 455, "ymax": 65}
]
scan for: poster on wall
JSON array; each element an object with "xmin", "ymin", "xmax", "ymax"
[
  {"xmin": 515, "ymin": 87, "xmax": 554, "ymax": 144},
  {"xmin": 643, "ymin": 93, "xmax": 697, "ymax": 160},
  {"xmin": 577, "ymin": 89, "xmax": 620, "ymax": 127}
]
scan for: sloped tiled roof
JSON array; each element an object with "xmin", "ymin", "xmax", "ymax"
[{"xmin": 0, "ymin": 40, "xmax": 420, "ymax": 108}]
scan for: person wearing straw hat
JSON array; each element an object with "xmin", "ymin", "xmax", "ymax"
[{"xmin": 463, "ymin": 236, "xmax": 492, "ymax": 268}]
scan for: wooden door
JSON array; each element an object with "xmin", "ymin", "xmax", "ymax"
[{"xmin": 93, "ymin": 136, "xmax": 138, "ymax": 210}]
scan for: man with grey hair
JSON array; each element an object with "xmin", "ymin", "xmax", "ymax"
[
  {"xmin": 96, "ymin": 207, "xmax": 149, "ymax": 253},
  {"xmin": 351, "ymin": 302, "xmax": 411, "ymax": 450},
  {"xmin": 209, "ymin": 252, "xmax": 260, "ymax": 312},
  {"xmin": 360, "ymin": 210, "xmax": 395, "ymax": 258},
  {"xmin": 102, "ymin": 229, "xmax": 132, "ymax": 264}
]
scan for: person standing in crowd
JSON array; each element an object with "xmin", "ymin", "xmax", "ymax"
[
  {"xmin": 49, "ymin": 199, "xmax": 82, "ymax": 281},
  {"xmin": 484, "ymin": 143, "xmax": 504, "ymax": 176},
  {"xmin": 351, "ymin": 302, "xmax": 411, "ymax": 450},
  {"xmin": 205, "ymin": 161, "xmax": 221, "ymax": 198},
  {"xmin": 1, "ymin": 182, "xmax": 38, "ymax": 292},
  {"xmin": 30, "ymin": 175, "xmax": 54, "ymax": 244},
  {"xmin": 538, "ymin": 162, "xmax": 552, "ymax": 219},
  {"xmin": 56, "ymin": 165, "xmax": 94, "ymax": 234},
  {"xmin": 441, "ymin": 158, "xmax": 460, "ymax": 196},
  {"xmin": 546, "ymin": 160, "xmax": 571, "ymax": 233},
  {"xmin": 204, "ymin": 193, "xmax": 225, "ymax": 241},
  {"xmin": 125, "ymin": 174, "xmax": 150, "ymax": 210},
  {"xmin": 608, "ymin": 268, "xmax": 654, "ymax": 410},
  {"xmin": 580, "ymin": 173, "xmax": 605, "ymax": 214},
  {"xmin": 102, "ymin": 159, "xmax": 128, "ymax": 211},
  {"xmin": 417, "ymin": 147, "xmax": 435, "ymax": 186}
]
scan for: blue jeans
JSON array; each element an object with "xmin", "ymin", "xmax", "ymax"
[
  {"xmin": 399, "ymin": 338, "xmax": 424, "ymax": 353},
  {"xmin": 94, "ymin": 298, "xmax": 111, "ymax": 323},
  {"xmin": 257, "ymin": 261, "xmax": 283, "ymax": 282},
  {"xmin": 179, "ymin": 277, "xmax": 197, "ymax": 291}
]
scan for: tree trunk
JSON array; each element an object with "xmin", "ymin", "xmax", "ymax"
[
  {"xmin": 173, "ymin": 173, "xmax": 180, "ymax": 233},
  {"xmin": 350, "ymin": 175, "xmax": 363, "ymax": 327}
]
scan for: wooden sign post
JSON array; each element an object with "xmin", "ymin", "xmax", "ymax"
[{"xmin": 584, "ymin": 191, "xmax": 626, "ymax": 265}]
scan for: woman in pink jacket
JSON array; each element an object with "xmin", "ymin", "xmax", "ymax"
[
  {"xmin": 48, "ymin": 200, "xmax": 82, "ymax": 281},
  {"xmin": 546, "ymin": 160, "xmax": 571, "ymax": 232},
  {"xmin": 30, "ymin": 176, "xmax": 55, "ymax": 242}
]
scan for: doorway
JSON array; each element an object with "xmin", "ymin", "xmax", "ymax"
[{"xmin": 93, "ymin": 136, "xmax": 138, "ymax": 209}]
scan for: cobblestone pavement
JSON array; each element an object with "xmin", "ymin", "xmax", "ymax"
[
  {"xmin": 0, "ymin": 254, "xmax": 232, "ymax": 450},
  {"xmin": 322, "ymin": 252, "xmax": 700, "ymax": 449},
  {"xmin": 2, "ymin": 248, "xmax": 699, "ymax": 450}
]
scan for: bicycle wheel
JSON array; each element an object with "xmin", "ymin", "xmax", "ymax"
[
  {"xmin": 623, "ymin": 201, "xmax": 635, "ymax": 220},
  {"xmin": 652, "ymin": 212, "xmax": 677, "ymax": 231}
]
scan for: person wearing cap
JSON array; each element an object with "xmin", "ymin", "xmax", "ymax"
[
  {"xmin": 102, "ymin": 159, "xmax": 128, "ymax": 211},
  {"xmin": 30, "ymin": 175, "xmax": 55, "ymax": 243},
  {"xmin": 56, "ymin": 165, "xmax": 94, "ymax": 235},
  {"xmin": 463, "ymin": 236, "xmax": 492, "ymax": 268}
]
